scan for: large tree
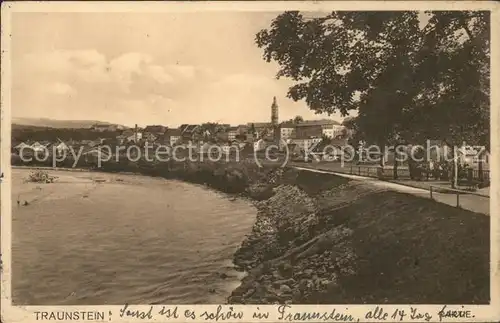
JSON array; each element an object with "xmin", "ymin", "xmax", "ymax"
[{"xmin": 256, "ymin": 11, "xmax": 490, "ymax": 184}]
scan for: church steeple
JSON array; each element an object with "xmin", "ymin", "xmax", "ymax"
[
  {"xmin": 271, "ymin": 96, "xmax": 279, "ymax": 127},
  {"xmin": 271, "ymin": 96, "xmax": 279, "ymax": 141}
]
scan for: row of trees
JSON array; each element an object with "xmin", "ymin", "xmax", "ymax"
[
  {"xmin": 256, "ymin": 11, "xmax": 490, "ymax": 187},
  {"xmin": 12, "ymin": 126, "xmax": 120, "ymax": 145}
]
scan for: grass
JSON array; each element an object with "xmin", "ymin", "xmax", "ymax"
[
  {"xmin": 312, "ymin": 190, "xmax": 490, "ymax": 304},
  {"xmin": 294, "ymin": 170, "xmax": 352, "ymax": 196}
]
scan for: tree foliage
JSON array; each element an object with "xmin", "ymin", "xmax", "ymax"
[
  {"xmin": 256, "ymin": 11, "xmax": 490, "ymax": 148},
  {"xmin": 293, "ymin": 115, "xmax": 304, "ymax": 124},
  {"xmin": 11, "ymin": 126, "xmax": 119, "ymax": 145}
]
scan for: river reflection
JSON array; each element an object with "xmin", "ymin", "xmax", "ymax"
[{"xmin": 11, "ymin": 169, "xmax": 256, "ymax": 305}]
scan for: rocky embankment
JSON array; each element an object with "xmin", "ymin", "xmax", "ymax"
[
  {"xmin": 228, "ymin": 168, "xmax": 490, "ymax": 304},
  {"xmin": 229, "ymin": 169, "xmax": 359, "ymax": 304}
]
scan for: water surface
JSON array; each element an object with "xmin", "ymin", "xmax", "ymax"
[{"xmin": 11, "ymin": 169, "xmax": 256, "ymax": 305}]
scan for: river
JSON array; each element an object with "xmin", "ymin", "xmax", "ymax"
[{"xmin": 11, "ymin": 168, "xmax": 257, "ymax": 305}]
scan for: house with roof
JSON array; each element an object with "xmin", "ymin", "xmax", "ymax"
[
  {"xmin": 295, "ymin": 120, "xmax": 341, "ymax": 139},
  {"xmin": 457, "ymin": 145, "xmax": 490, "ymax": 169},
  {"xmin": 117, "ymin": 129, "xmax": 142, "ymax": 144},
  {"xmin": 144, "ymin": 125, "xmax": 167, "ymax": 135},
  {"xmin": 127, "ymin": 132, "xmax": 143, "ymax": 143},
  {"xmin": 215, "ymin": 131, "xmax": 229, "ymax": 143},
  {"xmin": 236, "ymin": 124, "xmax": 249, "ymax": 135},
  {"xmin": 116, "ymin": 134, "xmax": 128, "ymax": 145},
  {"xmin": 247, "ymin": 122, "xmax": 272, "ymax": 139},
  {"xmin": 143, "ymin": 125, "xmax": 167, "ymax": 142},
  {"xmin": 31, "ymin": 141, "xmax": 49, "ymax": 153},
  {"xmin": 143, "ymin": 132, "xmax": 158, "ymax": 143},
  {"xmin": 88, "ymin": 138, "xmax": 105, "ymax": 148},
  {"xmin": 55, "ymin": 140, "xmax": 70, "ymax": 156},
  {"xmin": 179, "ymin": 124, "xmax": 200, "ymax": 143},
  {"xmin": 13, "ymin": 142, "xmax": 31, "ymax": 152},
  {"xmin": 253, "ymin": 139, "xmax": 267, "ymax": 152},
  {"xmin": 227, "ymin": 127, "xmax": 239, "ymax": 142},
  {"xmin": 290, "ymin": 135, "xmax": 322, "ymax": 151},
  {"xmin": 81, "ymin": 147, "xmax": 111, "ymax": 162},
  {"xmin": 279, "ymin": 121, "xmax": 296, "ymax": 141},
  {"xmin": 162, "ymin": 128, "xmax": 182, "ymax": 146}
]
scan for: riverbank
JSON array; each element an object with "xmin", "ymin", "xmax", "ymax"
[
  {"xmin": 11, "ymin": 160, "xmax": 490, "ymax": 304},
  {"xmin": 228, "ymin": 169, "xmax": 490, "ymax": 304},
  {"xmin": 11, "ymin": 158, "xmax": 274, "ymax": 196}
]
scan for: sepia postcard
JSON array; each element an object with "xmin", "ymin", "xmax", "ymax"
[{"xmin": 1, "ymin": 1, "xmax": 499, "ymax": 322}]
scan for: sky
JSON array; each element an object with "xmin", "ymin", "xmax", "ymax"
[{"xmin": 11, "ymin": 12, "xmax": 348, "ymax": 128}]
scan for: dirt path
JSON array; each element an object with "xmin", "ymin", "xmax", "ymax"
[{"xmin": 293, "ymin": 166, "xmax": 490, "ymax": 216}]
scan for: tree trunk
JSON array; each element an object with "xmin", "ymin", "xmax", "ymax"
[
  {"xmin": 379, "ymin": 144, "xmax": 385, "ymax": 168},
  {"xmin": 393, "ymin": 145, "xmax": 399, "ymax": 180},
  {"xmin": 478, "ymin": 151, "xmax": 484, "ymax": 182},
  {"xmin": 452, "ymin": 145, "xmax": 458, "ymax": 188}
]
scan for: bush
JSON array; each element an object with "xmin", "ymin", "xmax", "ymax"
[{"xmin": 26, "ymin": 170, "xmax": 57, "ymax": 183}]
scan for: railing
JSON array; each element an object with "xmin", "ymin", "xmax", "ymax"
[
  {"xmin": 472, "ymin": 169, "xmax": 490, "ymax": 181},
  {"xmin": 349, "ymin": 165, "xmax": 380, "ymax": 177},
  {"xmin": 345, "ymin": 164, "xmax": 490, "ymax": 183},
  {"xmin": 348, "ymin": 165, "xmax": 410, "ymax": 179},
  {"xmin": 429, "ymin": 185, "xmax": 490, "ymax": 209}
]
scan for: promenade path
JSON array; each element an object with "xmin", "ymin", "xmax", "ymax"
[{"xmin": 292, "ymin": 165, "xmax": 490, "ymax": 216}]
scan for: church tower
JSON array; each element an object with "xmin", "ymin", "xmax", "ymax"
[
  {"xmin": 271, "ymin": 96, "xmax": 279, "ymax": 127},
  {"xmin": 271, "ymin": 96, "xmax": 279, "ymax": 141}
]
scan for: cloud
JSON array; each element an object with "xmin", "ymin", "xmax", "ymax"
[
  {"xmin": 13, "ymin": 50, "xmax": 336, "ymax": 126},
  {"xmin": 11, "ymin": 12, "xmax": 346, "ymax": 126},
  {"xmin": 49, "ymin": 82, "xmax": 76, "ymax": 95},
  {"xmin": 166, "ymin": 65, "xmax": 197, "ymax": 79},
  {"xmin": 12, "ymin": 49, "xmax": 221, "ymax": 125}
]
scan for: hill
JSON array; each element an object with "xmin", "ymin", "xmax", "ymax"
[{"xmin": 12, "ymin": 117, "xmax": 127, "ymax": 129}]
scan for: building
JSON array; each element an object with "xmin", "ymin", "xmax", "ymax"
[
  {"xmin": 295, "ymin": 124, "xmax": 323, "ymax": 139},
  {"xmin": 162, "ymin": 128, "xmax": 182, "ymax": 146},
  {"xmin": 88, "ymin": 138, "xmax": 105, "ymax": 147},
  {"xmin": 118, "ymin": 125, "xmax": 143, "ymax": 144},
  {"xmin": 125, "ymin": 132, "xmax": 143, "ymax": 143},
  {"xmin": 247, "ymin": 122, "xmax": 271, "ymax": 139},
  {"xmin": 279, "ymin": 121, "xmax": 296, "ymax": 141},
  {"xmin": 143, "ymin": 133, "xmax": 158, "ymax": 143},
  {"xmin": 290, "ymin": 137, "xmax": 322, "ymax": 151},
  {"xmin": 31, "ymin": 141, "xmax": 48, "ymax": 153},
  {"xmin": 254, "ymin": 139, "xmax": 267, "ymax": 152},
  {"xmin": 82, "ymin": 147, "xmax": 111, "ymax": 162},
  {"xmin": 143, "ymin": 125, "xmax": 166, "ymax": 143},
  {"xmin": 143, "ymin": 125, "xmax": 167, "ymax": 135},
  {"xmin": 244, "ymin": 132, "xmax": 256, "ymax": 143},
  {"xmin": 228, "ymin": 127, "xmax": 239, "ymax": 142},
  {"xmin": 331, "ymin": 125, "xmax": 346, "ymax": 138},
  {"xmin": 116, "ymin": 135, "xmax": 127, "ymax": 145},
  {"xmin": 295, "ymin": 120, "xmax": 342, "ymax": 139},
  {"xmin": 13, "ymin": 142, "xmax": 31, "ymax": 152},
  {"xmin": 179, "ymin": 124, "xmax": 200, "ymax": 143},
  {"xmin": 55, "ymin": 140, "xmax": 70, "ymax": 156},
  {"xmin": 236, "ymin": 125, "xmax": 249, "ymax": 135},
  {"xmin": 215, "ymin": 131, "xmax": 229, "ymax": 143},
  {"xmin": 457, "ymin": 145, "xmax": 490, "ymax": 169}
]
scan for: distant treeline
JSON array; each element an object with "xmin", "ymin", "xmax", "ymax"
[{"xmin": 12, "ymin": 125, "xmax": 120, "ymax": 144}]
